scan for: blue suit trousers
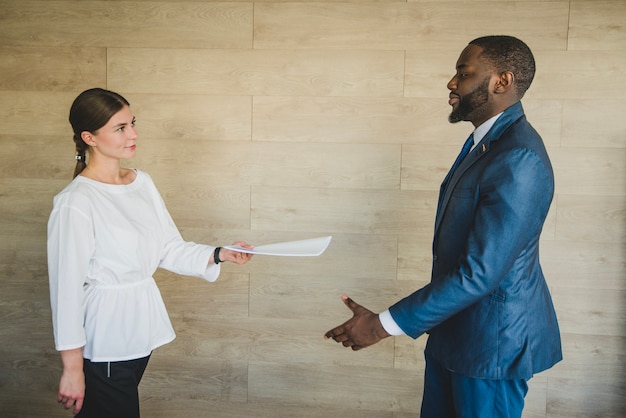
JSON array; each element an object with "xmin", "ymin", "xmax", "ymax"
[{"xmin": 420, "ymin": 351, "xmax": 529, "ymax": 418}]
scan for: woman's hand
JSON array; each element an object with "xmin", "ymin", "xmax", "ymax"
[
  {"xmin": 220, "ymin": 241, "xmax": 254, "ymax": 265},
  {"xmin": 58, "ymin": 348, "xmax": 85, "ymax": 415}
]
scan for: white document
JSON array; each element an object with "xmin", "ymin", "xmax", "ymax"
[{"xmin": 224, "ymin": 236, "xmax": 332, "ymax": 257}]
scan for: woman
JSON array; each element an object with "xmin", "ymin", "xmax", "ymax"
[{"xmin": 47, "ymin": 88, "xmax": 253, "ymax": 417}]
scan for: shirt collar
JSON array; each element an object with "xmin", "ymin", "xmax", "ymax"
[{"xmin": 472, "ymin": 112, "xmax": 503, "ymax": 146}]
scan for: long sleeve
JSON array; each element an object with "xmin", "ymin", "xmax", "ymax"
[
  {"xmin": 148, "ymin": 178, "xmax": 221, "ymax": 282},
  {"xmin": 385, "ymin": 105, "xmax": 561, "ymax": 379},
  {"xmin": 389, "ymin": 146, "xmax": 553, "ymax": 338},
  {"xmin": 47, "ymin": 195, "xmax": 93, "ymax": 351},
  {"xmin": 47, "ymin": 171, "xmax": 225, "ymax": 361}
]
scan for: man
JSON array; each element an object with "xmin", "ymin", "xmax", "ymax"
[{"xmin": 325, "ymin": 35, "xmax": 562, "ymax": 418}]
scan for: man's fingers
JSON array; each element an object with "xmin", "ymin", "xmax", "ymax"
[
  {"xmin": 341, "ymin": 294, "xmax": 361, "ymax": 314},
  {"xmin": 325, "ymin": 327, "xmax": 345, "ymax": 341}
]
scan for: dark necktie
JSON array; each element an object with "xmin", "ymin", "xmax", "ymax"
[
  {"xmin": 437, "ymin": 133, "xmax": 475, "ymax": 215},
  {"xmin": 448, "ymin": 133, "xmax": 474, "ymax": 181}
]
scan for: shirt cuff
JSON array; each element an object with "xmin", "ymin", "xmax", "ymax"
[{"xmin": 379, "ymin": 310, "xmax": 405, "ymax": 336}]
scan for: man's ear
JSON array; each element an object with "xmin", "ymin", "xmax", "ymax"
[{"xmin": 494, "ymin": 71, "xmax": 514, "ymax": 94}]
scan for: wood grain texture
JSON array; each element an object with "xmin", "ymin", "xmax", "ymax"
[
  {"xmin": 251, "ymin": 187, "xmax": 436, "ymax": 236},
  {"xmin": 0, "ymin": 47, "xmax": 106, "ymax": 91},
  {"xmin": 551, "ymin": 147, "xmax": 626, "ymax": 196},
  {"xmin": 562, "ymin": 99, "xmax": 626, "ymax": 148},
  {"xmin": 254, "ymin": 2, "xmax": 569, "ymax": 50},
  {"xmin": 129, "ymin": 94, "xmax": 252, "ymax": 141},
  {"xmin": 554, "ymin": 194, "xmax": 626, "ymax": 243},
  {"xmin": 569, "ymin": 1, "xmax": 626, "ymax": 51},
  {"xmin": 0, "ymin": 1, "xmax": 253, "ymax": 48},
  {"xmin": 253, "ymin": 96, "xmax": 458, "ymax": 144},
  {"xmin": 531, "ymin": 50, "xmax": 626, "ymax": 99},
  {"xmin": 0, "ymin": 1, "xmax": 624, "ymax": 417},
  {"xmin": 108, "ymin": 48, "xmax": 405, "ymax": 97},
  {"xmin": 248, "ymin": 361, "xmax": 420, "ymax": 412},
  {"xmin": 0, "ymin": 91, "xmax": 76, "ymax": 136}
]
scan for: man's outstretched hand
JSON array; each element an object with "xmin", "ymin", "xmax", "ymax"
[{"xmin": 324, "ymin": 294, "xmax": 390, "ymax": 351}]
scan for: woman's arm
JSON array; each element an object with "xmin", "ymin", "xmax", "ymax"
[{"xmin": 57, "ymin": 348, "xmax": 85, "ymax": 415}]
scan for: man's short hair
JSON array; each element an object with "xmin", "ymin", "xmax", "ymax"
[{"xmin": 469, "ymin": 35, "xmax": 536, "ymax": 99}]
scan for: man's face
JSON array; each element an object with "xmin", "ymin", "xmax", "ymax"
[{"xmin": 447, "ymin": 45, "xmax": 496, "ymax": 126}]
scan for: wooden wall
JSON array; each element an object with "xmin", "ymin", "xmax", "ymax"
[{"xmin": 0, "ymin": 1, "xmax": 624, "ymax": 417}]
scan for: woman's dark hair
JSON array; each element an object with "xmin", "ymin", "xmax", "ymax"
[
  {"xmin": 469, "ymin": 35, "xmax": 536, "ymax": 100},
  {"xmin": 69, "ymin": 88, "xmax": 129, "ymax": 178}
]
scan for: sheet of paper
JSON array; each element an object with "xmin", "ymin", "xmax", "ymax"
[{"xmin": 224, "ymin": 236, "xmax": 332, "ymax": 257}]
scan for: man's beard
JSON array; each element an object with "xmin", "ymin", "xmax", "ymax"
[{"xmin": 449, "ymin": 77, "xmax": 490, "ymax": 124}]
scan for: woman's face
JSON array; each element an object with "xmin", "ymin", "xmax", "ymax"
[{"xmin": 84, "ymin": 105, "xmax": 137, "ymax": 161}]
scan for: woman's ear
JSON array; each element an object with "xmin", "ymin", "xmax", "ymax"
[{"xmin": 81, "ymin": 131, "xmax": 95, "ymax": 146}]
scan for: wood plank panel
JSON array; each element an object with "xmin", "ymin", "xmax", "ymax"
[
  {"xmin": 562, "ymin": 100, "xmax": 626, "ymax": 148},
  {"xmin": 160, "ymin": 305, "xmax": 396, "ymax": 370},
  {"xmin": 531, "ymin": 51, "xmax": 626, "ymax": 99},
  {"xmin": 397, "ymin": 232, "xmax": 436, "ymax": 282},
  {"xmin": 141, "ymin": 397, "xmax": 395, "ymax": 418},
  {"xmin": 546, "ymin": 377, "xmax": 626, "ymax": 418},
  {"xmin": 541, "ymin": 240, "xmax": 626, "ymax": 289},
  {"xmin": 0, "ymin": 91, "xmax": 75, "ymax": 136},
  {"xmin": 521, "ymin": 100, "xmax": 563, "ymax": 148},
  {"xmin": 523, "ymin": 376, "xmax": 548, "ymax": 418},
  {"xmin": 251, "ymin": 187, "xmax": 437, "ymax": 236},
  {"xmin": 229, "ymin": 232, "xmax": 399, "ymax": 280},
  {"xmin": 0, "ymin": 1, "xmax": 624, "ymax": 417},
  {"xmin": 402, "ymin": 143, "xmax": 464, "ymax": 191},
  {"xmin": 156, "ymin": 271, "xmax": 250, "ymax": 317},
  {"xmin": 408, "ymin": 50, "xmax": 626, "ymax": 101},
  {"xmin": 0, "ymin": 1, "xmax": 252, "ymax": 49},
  {"xmin": 569, "ymin": 1, "xmax": 626, "ymax": 51},
  {"xmin": 128, "ymin": 94, "xmax": 252, "ymax": 141},
  {"xmin": 551, "ymin": 287, "xmax": 625, "ymax": 336},
  {"xmin": 249, "ymin": 274, "xmax": 419, "ymax": 322},
  {"xmin": 402, "ymin": 113, "xmax": 561, "ymax": 191},
  {"xmin": 0, "ymin": 178, "xmax": 59, "ymax": 235},
  {"xmin": 254, "ymin": 2, "xmax": 568, "ymax": 51},
  {"xmin": 253, "ymin": 96, "xmax": 464, "ymax": 144},
  {"xmin": 0, "ymin": 263, "xmax": 61, "ymax": 417},
  {"xmin": 546, "ymin": 333, "xmax": 626, "ymax": 382},
  {"xmin": 0, "ymin": 47, "xmax": 105, "ymax": 92},
  {"xmin": 135, "ymin": 140, "xmax": 400, "ymax": 190},
  {"xmin": 108, "ymin": 48, "xmax": 405, "ymax": 97},
  {"xmin": 551, "ymin": 147, "xmax": 626, "ymax": 196},
  {"xmin": 394, "ymin": 331, "xmax": 427, "ymax": 371},
  {"xmin": 554, "ymin": 194, "xmax": 626, "ymax": 243},
  {"xmin": 142, "ymin": 354, "xmax": 249, "ymax": 402},
  {"xmin": 248, "ymin": 361, "xmax": 420, "ymax": 413},
  {"xmin": 157, "ymin": 184, "xmax": 252, "ymax": 230},
  {"xmin": 0, "ymin": 233, "xmax": 47, "ymax": 265},
  {"xmin": 404, "ymin": 49, "xmax": 464, "ymax": 98},
  {"xmin": 0, "ymin": 135, "xmax": 73, "ymax": 180}
]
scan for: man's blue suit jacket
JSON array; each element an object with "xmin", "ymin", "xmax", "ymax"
[{"xmin": 389, "ymin": 102, "xmax": 562, "ymax": 380}]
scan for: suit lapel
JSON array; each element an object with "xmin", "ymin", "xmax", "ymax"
[
  {"xmin": 434, "ymin": 142, "xmax": 488, "ymax": 233},
  {"xmin": 433, "ymin": 102, "xmax": 526, "ymax": 237}
]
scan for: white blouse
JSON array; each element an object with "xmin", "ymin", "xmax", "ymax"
[{"xmin": 47, "ymin": 170, "xmax": 220, "ymax": 362}]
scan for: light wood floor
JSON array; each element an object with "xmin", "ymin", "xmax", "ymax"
[{"xmin": 1, "ymin": 1, "xmax": 625, "ymax": 417}]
